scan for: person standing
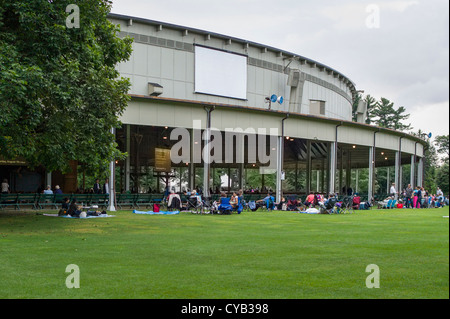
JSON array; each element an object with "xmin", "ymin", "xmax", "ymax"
[
  {"xmin": 405, "ymin": 184, "xmax": 413, "ymax": 208},
  {"xmin": 93, "ymin": 179, "xmax": 101, "ymax": 194},
  {"xmin": 437, "ymin": 187, "xmax": 444, "ymax": 202},
  {"xmin": 390, "ymin": 183, "xmax": 397, "ymax": 198},
  {"xmin": 103, "ymin": 178, "xmax": 109, "ymax": 194},
  {"xmin": 1, "ymin": 179, "xmax": 9, "ymax": 194}
]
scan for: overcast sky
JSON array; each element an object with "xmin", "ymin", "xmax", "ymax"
[{"xmin": 111, "ymin": 0, "xmax": 449, "ymax": 138}]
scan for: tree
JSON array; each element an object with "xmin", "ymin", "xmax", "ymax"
[
  {"xmin": 0, "ymin": 0, "xmax": 132, "ymax": 176},
  {"xmin": 434, "ymin": 135, "xmax": 449, "ymax": 163},
  {"xmin": 436, "ymin": 163, "xmax": 449, "ymax": 195},
  {"xmin": 369, "ymin": 97, "xmax": 412, "ymax": 131},
  {"xmin": 364, "ymin": 95, "xmax": 377, "ymax": 125},
  {"xmin": 352, "ymin": 94, "xmax": 376, "ymax": 124}
]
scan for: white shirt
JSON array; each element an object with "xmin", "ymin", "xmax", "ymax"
[
  {"xmin": 104, "ymin": 183, "xmax": 109, "ymax": 194},
  {"xmin": 390, "ymin": 186, "xmax": 396, "ymax": 194},
  {"xmin": 1, "ymin": 182, "xmax": 9, "ymax": 192}
]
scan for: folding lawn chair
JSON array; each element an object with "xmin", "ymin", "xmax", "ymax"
[
  {"xmin": 340, "ymin": 196, "xmax": 353, "ymax": 214},
  {"xmin": 218, "ymin": 197, "xmax": 233, "ymax": 215},
  {"xmin": 187, "ymin": 196, "xmax": 203, "ymax": 214},
  {"xmin": 352, "ymin": 196, "xmax": 361, "ymax": 211},
  {"xmin": 319, "ymin": 197, "xmax": 337, "ymax": 214},
  {"xmin": 262, "ymin": 196, "xmax": 275, "ymax": 211},
  {"xmin": 287, "ymin": 196, "xmax": 300, "ymax": 211}
]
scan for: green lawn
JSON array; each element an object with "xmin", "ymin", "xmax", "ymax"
[{"xmin": 0, "ymin": 207, "xmax": 448, "ymax": 299}]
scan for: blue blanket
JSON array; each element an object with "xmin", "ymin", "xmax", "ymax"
[{"xmin": 133, "ymin": 210, "xmax": 180, "ymax": 215}]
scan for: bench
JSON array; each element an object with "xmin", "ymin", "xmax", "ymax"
[
  {"xmin": 17, "ymin": 193, "xmax": 38, "ymax": 210},
  {"xmin": 36, "ymin": 194, "xmax": 58, "ymax": 210},
  {"xmin": 134, "ymin": 194, "xmax": 155, "ymax": 210},
  {"xmin": 0, "ymin": 193, "xmax": 19, "ymax": 210},
  {"xmin": 117, "ymin": 193, "xmax": 136, "ymax": 210},
  {"xmin": 90, "ymin": 194, "xmax": 110, "ymax": 209}
]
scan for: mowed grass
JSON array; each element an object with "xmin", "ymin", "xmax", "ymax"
[{"xmin": 0, "ymin": 207, "xmax": 448, "ymax": 299}]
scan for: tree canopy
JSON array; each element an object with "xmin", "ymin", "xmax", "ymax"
[
  {"xmin": 434, "ymin": 135, "xmax": 449, "ymax": 163},
  {"xmin": 368, "ymin": 97, "xmax": 412, "ymax": 131},
  {"xmin": 0, "ymin": 0, "xmax": 132, "ymax": 175}
]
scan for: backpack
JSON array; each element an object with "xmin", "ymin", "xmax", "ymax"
[
  {"xmin": 249, "ymin": 201, "xmax": 257, "ymax": 211},
  {"xmin": 171, "ymin": 196, "xmax": 181, "ymax": 209}
]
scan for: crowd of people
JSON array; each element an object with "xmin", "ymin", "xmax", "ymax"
[{"xmin": 400, "ymin": 185, "xmax": 448, "ymax": 208}]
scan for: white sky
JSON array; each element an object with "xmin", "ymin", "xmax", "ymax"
[{"xmin": 110, "ymin": 0, "xmax": 449, "ymax": 138}]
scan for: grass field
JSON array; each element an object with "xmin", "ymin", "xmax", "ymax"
[{"xmin": 0, "ymin": 207, "xmax": 448, "ymax": 299}]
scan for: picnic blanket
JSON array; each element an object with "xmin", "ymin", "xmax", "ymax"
[
  {"xmin": 133, "ymin": 210, "xmax": 180, "ymax": 215},
  {"xmin": 296, "ymin": 208, "xmax": 320, "ymax": 214},
  {"xmin": 43, "ymin": 214, "xmax": 115, "ymax": 219}
]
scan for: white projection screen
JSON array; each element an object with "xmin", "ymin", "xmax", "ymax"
[{"xmin": 195, "ymin": 45, "xmax": 248, "ymax": 100}]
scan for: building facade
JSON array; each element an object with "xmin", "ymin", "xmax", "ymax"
[{"xmin": 106, "ymin": 13, "xmax": 426, "ymax": 204}]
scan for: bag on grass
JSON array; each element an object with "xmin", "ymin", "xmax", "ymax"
[{"xmin": 153, "ymin": 203, "xmax": 160, "ymax": 213}]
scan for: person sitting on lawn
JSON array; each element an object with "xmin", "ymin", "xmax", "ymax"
[
  {"xmin": 230, "ymin": 192, "xmax": 238, "ymax": 209},
  {"xmin": 58, "ymin": 197, "xmax": 71, "ymax": 216},
  {"xmin": 377, "ymin": 196, "xmax": 392, "ymax": 209},
  {"xmin": 287, "ymin": 196, "xmax": 301, "ymax": 211},
  {"xmin": 277, "ymin": 196, "xmax": 287, "ymax": 211},
  {"xmin": 167, "ymin": 190, "xmax": 181, "ymax": 211},
  {"xmin": 352, "ymin": 193, "xmax": 361, "ymax": 210},
  {"xmin": 305, "ymin": 191, "xmax": 315, "ymax": 207},
  {"xmin": 67, "ymin": 199, "xmax": 82, "ymax": 217},
  {"xmin": 256, "ymin": 192, "xmax": 275, "ymax": 210}
]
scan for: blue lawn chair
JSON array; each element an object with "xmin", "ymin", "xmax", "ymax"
[
  {"xmin": 218, "ymin": 197, "xmax": 233, "ymax": 214},
  {"xmin": 264, "ymin": 196, "xmax": 275, "ymax": 211},
  {"xmin": 233, "ymin": 196, "xmax": 244, "ymax": 214}
]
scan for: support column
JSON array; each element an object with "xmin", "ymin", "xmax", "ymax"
[
  {"xmin": 346, "ymin": 151, "xmax": 351, "ymax": 195},
  {"xmin": 316, "ymin": 170, "xmax": 320, "ymax": 193},
  {"xmin": 355, "ymin": 169, "xmax": 359, "ymax": 194},
  {"xmin": 410, "ymin": 155, "xmax": 415, "ymax": 189},
  {"xmin": 394, "ymin": 151, "xmax": 400, "ymax": 200},
  {"xmin": 417, "ymin": 157, "xmax": 424, "ymax": 187},
  {"xmin": 386, "ymin": 167, "xmax": 390, "ymax": 194},
  {"xmin": 306, "ymin": 140, "xmax": 312, "ymax": 194},
  {"xmin": 189, "ymin": 128, "xmax": 195, "ymax": 190},
  {"xmin": 125, "ymin": 124, "xmax": 131, "ymax": 192},
  {"xmin": 108, "ymin": 127, "xmax": 116, "ymax": 212},
  {"xmin": 276, "ymin": 136, "xmax": 283, "ymax": 203},
  {"xmin": 329, "ymin": 142, "xmax": 337, "ymax": 194},
  {"xmin": 321, "ymin": 158, "xmax": 325, "ymax": 193},
  {"xmin": 339, "ymin": 147, "xmax": 343, "ymax": 195},
  {"xmin": 203, "ymin": 107, "xmax": 214, "ymax": 198},
  {"xmin": 326, "ymin": 143, "xmax": 331, "ymax": 195},
  {"xmin": 368, "ymin": 147, "xmax": 375, "ymax": 203}
]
